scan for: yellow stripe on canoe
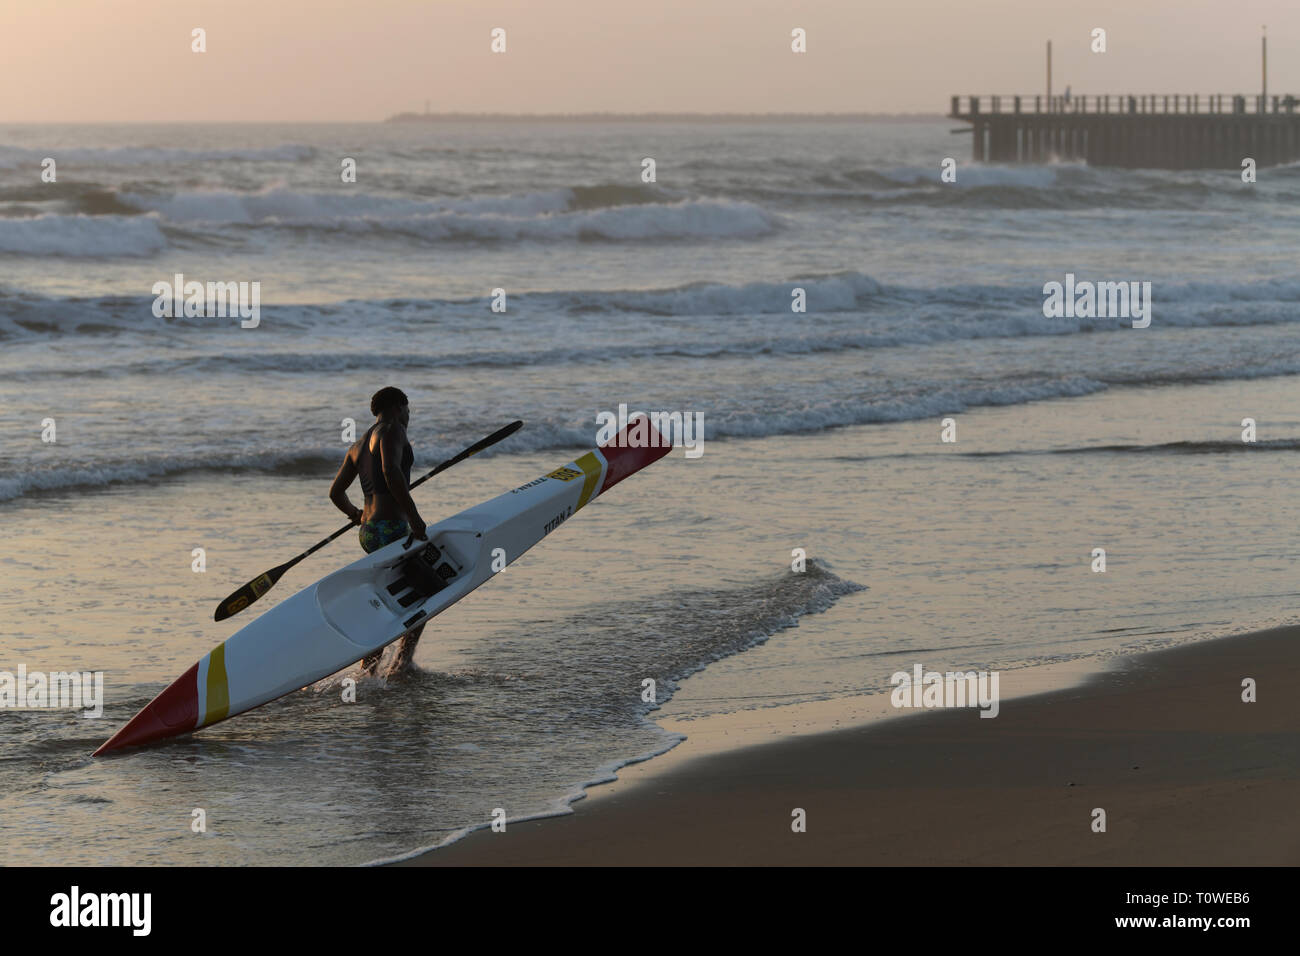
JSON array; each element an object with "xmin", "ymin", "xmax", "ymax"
[
  {"xmin": 203, "ymin": 644, "xmax": 230, "ymax": 725},
  {"xmin": 574, "ymin": 452, "xmax": 603, "ymax": 511}
]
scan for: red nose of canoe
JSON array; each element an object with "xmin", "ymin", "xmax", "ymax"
[
  {"xmin": 598, "ymin": 420, "xmax": 674, "ymax": 492},
  {"xmin": 93, "ymin": 663, "xmax": 201, "ymax": 756}
]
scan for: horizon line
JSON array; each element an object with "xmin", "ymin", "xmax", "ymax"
[
  {"xmin": 387, "ymin": 110, "xmax": 943, "ymax": 120},
  {"xmin": 1, "ymin": 111, "xmax": 946, "ymax": 125}
]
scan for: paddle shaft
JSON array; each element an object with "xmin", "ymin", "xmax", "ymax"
[
  {"xmin": 292, "ymin": 421, "xmax": 519, "ymax": 561},
  {"xmin": 213, "ymin": 420, "xmax": 523, "ymax": 620}
]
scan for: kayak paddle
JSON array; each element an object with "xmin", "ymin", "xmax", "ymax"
[{"xmin": 212, "ymin": 420, "xmax": 523, "ymax": 621}]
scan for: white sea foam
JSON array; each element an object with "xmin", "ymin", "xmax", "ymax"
[
  {"xmin": 878, "ymin": 162, "xmax": 1075, "ymax": 188},
  {"xmin": 7, "ymin": 271, "xmax": 1300, "ymax": 339},
  {"xmin": 0, "ymin": 214, "xmax": 167, "ymax": 257},
  {"xmin": 118, "ymin": 186, "xmax": 577, "ymax": 223},
  {"xmin": 18, "ymin": 364, "xmax": 1300, "ymax": 503},
  {"xmin": 115, "ymin": 186, "xmax": 778, "ymax": 241}
]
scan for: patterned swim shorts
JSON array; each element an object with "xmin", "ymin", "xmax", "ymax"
[{"xmin": 359, "ymin": 518, "xmax": 410, "ymax": 554}]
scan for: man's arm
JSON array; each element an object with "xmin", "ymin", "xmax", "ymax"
[
  {"xmin": 329, "ymin": 453, "xmax": 362, "ymax": 523},
  {"xmin": 379, "ymin": 426, "xmax": 426, "ymax": 535}
]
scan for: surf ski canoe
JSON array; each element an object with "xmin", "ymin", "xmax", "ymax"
[{"xmin": 94, "ymin": 420, "xmax": 671, "ymax": 755}]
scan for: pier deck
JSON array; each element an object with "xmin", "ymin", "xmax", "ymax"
[{"xmin": 950, "ymin": 94, "xmax": 1300, "ymax": 168}]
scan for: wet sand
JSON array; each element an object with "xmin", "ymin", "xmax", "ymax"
[{"xmin": 398, "ymin": 627, "xmax": 1300, "ymax": 865}]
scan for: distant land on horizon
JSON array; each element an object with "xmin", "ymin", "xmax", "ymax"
[{"xmin": 385, "ymin": 111, "xmax": 945, "ymax": 123}]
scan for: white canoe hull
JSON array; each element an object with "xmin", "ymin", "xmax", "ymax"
[{"xmin": 95, "ymin": 421, "xmax": 670, "ymax": 754}]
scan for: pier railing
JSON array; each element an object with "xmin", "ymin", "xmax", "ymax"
[{"xmin": 950, "ymin": 94, "xmax": 1300, "ymax": 117}]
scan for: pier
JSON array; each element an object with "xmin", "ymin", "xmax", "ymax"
[{"xmin": 949, "ymin": 94, "xmax": 1300, "ymax": 168}]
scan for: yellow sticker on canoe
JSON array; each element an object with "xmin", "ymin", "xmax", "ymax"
[{"xmin": 547, "ymin": 466, "xmax": 583, "ymax": 482}]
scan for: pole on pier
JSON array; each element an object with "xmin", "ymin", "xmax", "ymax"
[
  {"xmin": 1046, "ymin": 41, "xmax": 1052, "ymax": 106},
  {"xmin": 1262, "ymin": 27, "xmax": 1268, "ymax": 109}
]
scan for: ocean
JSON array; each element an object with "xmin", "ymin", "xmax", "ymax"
[{"xmin": 2, "ymin": 119, "xmax": 1299, "ymax": 864}]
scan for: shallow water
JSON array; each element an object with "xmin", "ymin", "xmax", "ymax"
[{"xmin": 2, "ymin": 120, "xmax": 1298, "ymax": 863}]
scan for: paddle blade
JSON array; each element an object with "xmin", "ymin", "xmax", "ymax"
[{"xmin": 213, "ymin": 563, "xmax": 290, "ymax": 622}]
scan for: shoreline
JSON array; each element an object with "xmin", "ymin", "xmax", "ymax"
[
  {"xmin": 384, "ymin": 112, "xmax": 944, "ymax": 123},
  {"xmin": 374, "ymin": 657, "xmax": 1103, "ymax": 865},
  {"xmin": 396, "ymin": 626, "xmax": 1299, "ymax": 866}
]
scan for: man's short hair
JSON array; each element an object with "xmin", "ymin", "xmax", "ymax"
[{"xmin": 370, "ymin": 386, "xmax": 409, "ymax": 416}]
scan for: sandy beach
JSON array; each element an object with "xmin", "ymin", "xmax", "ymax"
[{"xmin": 400, "ymin": 626, "xmax": 1299, "ymax": 866}]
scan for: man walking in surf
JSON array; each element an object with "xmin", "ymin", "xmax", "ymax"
[{"xmin": 329, "ymin": 386, "xmax": 429, "ymax": 675}]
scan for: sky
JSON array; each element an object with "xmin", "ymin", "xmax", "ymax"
[{"xmin": 2, "ymin": 0, "xmax": 1298, "ymax": 121}]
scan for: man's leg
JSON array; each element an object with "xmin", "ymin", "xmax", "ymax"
[
  {"xmin": 358, "ymin": 518, "xmax": 410, "ymax": 676},
  {"xmin": 388, "ymin": 623, "xmax": 426, "ymax": 673}
]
